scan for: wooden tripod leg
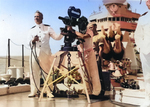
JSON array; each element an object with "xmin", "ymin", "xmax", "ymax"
[
  {"xmin": 38, "ymin": 56, "xmax": 57, "ymax": 101},
  {"xmin": 77, "ymin": 55, "xmax": 91, "ymax": 103},
  {"xmin": 78, "ymin": 52, "xmax": 93, "ymax": 92},
  {"xmin": 79, "ymin": 64, "xmax": 91, "ymax": 103}
]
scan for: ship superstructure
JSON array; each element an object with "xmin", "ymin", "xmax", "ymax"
[
  {"xmin": 88, "ymin": 0, "xmax": 141, "ymax": 67},
  {"xmin": 89, "ymin": 1, "xmax": 140, "ymax": 31}
]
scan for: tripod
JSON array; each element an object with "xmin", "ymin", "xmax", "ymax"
[{"xmin": 38, "ymin": 51, "xmax": 92, "ymax": 103}]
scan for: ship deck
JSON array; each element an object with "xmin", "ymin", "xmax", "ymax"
[{"xmin": 0, "ymin": 91, "xmax": 138, "ymax": 107}]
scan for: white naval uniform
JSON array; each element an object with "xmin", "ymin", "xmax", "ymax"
[
  {"xmin": 28, "ymin": 23, "xmax": 63, "ymax": 95},
  {"xmin": 134, "ymin": 10, "xmax": 150, "ymax": 102}
]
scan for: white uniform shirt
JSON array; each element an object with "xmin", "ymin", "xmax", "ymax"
[
  {"xmin": 135, "ymin": 10, "xmax": 150, "ymax": 55},
  {"xmin": 28, "ymin": 23, "xmax": 63, "ymax": 55}
]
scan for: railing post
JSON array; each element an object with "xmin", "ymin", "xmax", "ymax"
[
  {"xmin": 22, "ymin": 44, "xmax": 24, "ymax": 67},
  {"xmin": 8, "ymin": 39, "xmax": 10, "ymax": 67}
]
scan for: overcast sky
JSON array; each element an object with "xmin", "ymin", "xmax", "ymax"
[{"xmin": 0, "ymin": 0, "xmax": 148, "ymax": 56}]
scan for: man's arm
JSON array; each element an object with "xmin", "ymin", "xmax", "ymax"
[
  {"xmin": 134, "ymin": 18, "xmax": 144, "ymax": 52},
  {"xmin": 74, "ymin": 27, "xmax": 93, "ymax": 38},
  {"xmin": 74, "ymin": 31, "xmax": 90, "ymax": 38},
  {"xmin": 49, "ymin": 27, "xmax": 63, "ymax": 40}
]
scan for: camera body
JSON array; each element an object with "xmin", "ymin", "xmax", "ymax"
[{"xmin": 59, "ymin": 6, "xmax": 88, "ymax": 51}]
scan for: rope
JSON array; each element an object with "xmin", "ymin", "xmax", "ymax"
[
  {"xmin": 10, "ymin": 39, "xmax": 30, "ymax": 50},
  {"xmin": 30, "ymin": 43, "xmax": 52, "ymax": 93},
  {"xmin": 10, "ymin": 39, "xmax": 22, "ymax": 46}
]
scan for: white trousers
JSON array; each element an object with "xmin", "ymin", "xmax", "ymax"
[
  {"xmin": 29, "ymin": 48, "xmax": 52, "ymax": 95},
  {"xmin": 140, "ymin": 52, "xmax": 150, "ymax": 101}
]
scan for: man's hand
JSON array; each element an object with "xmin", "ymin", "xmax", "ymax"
[
  {"xmin": 66, "ymin": 26, "xmax": 72, "ymax": 31},
  {"xmin": 32, "ymin": 35, "xmax": 39, "ymax": 44}
]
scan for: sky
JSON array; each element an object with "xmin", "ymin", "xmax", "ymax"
[{"xmin": 0, "ymin": 0, "xmax": 149, "ymax": 56}]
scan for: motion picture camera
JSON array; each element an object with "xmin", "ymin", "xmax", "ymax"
[{"xmin": 59, "ymin": 6, "xmax": 88, "ymax": 51}]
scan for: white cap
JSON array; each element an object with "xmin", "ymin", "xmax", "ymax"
[{"xmin": 103, "ymin": 0, "xmax": 126, "ymax": 5}]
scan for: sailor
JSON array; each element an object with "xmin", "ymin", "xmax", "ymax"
[
  {"xmin": 88, "ymin": 22, "xmax": 106, "ymax": 97},
  {"xmin": 27, "ymin": 10, "xmax": 63, "ymax": 97},
  {"xmin": 134, "ymin": 0, "xmax": 150, "ymax": 106},
  {"xmin": 66, "ymin": 23, "xmax": 102, "ymax": 99}
]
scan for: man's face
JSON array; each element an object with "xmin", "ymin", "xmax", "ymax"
[
  {"xmin": 91, "ymin": 25, "xmax": 97, "ymax": 33},
  {"xmin": 89, "ymin": 25, "xmax": 97, "ymax": 36},
  {"xmin": 89, "ymin": 26, "xmax": 94, "ymax": 31},
  {"xmin": 146, "ymin": 0, "xmax": 150, "ymax": 9},
  {"xmin": 34, "ymin": 13, "xmax": 42, "ymax": 24}
]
